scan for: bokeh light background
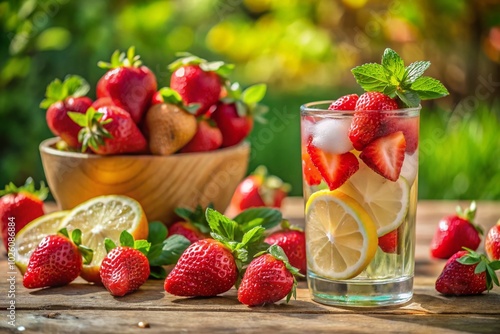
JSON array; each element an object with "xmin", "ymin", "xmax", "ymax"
[{"xmin": 1, "ymin": 0, "xmax": 499, "ymax": 199}]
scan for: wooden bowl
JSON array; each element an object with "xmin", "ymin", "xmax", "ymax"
[{"xmin": 39, "ymin": 138, "xmax": 250, "ymax": 225}]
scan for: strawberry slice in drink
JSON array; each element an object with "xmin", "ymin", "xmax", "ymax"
[
  {"xmin": 306, "ymin": 140, "xmax": 359, "ymax": 191},
  {"xmin": 359, "ymin": 131, "xmax": 406, "ymax": 182}
]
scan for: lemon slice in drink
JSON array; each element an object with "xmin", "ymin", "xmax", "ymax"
[
  {"xmin": 14, "ymin": 210, "xmax": 69, "ymax": 274},
  {"xmin": 59, "ymin": 195, "xmax": 149, "ymax": 283},
  {"xmin": 305, "ymin": 190, "xmax": 378, "ymax": 280},
  {"xmin": 339, "ymin": 165, "xmax": 410, "ymax": 236}
]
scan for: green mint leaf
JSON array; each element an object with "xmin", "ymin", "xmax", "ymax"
[
  {"xmin": 149, "ymin": 266, "xmax": 167, "ymax": 279},
  {"xmin": 395, "ymin": 90, "xmax": 421, "ymax": 108},
  {"xmin": 134, "ymin": 240, "xmax": 151, "ymax": 256},
  {"xmin": 174, "ymin": 204, "xmax": 212, "ymax": 234},
  {"xmin": 381, "ymin": 48, "xmax": 405, "ymax": 81},
  {"xmin": 351, "ymin": 63, "xmax": 390, "ymax": 92},
  {"xmin": 233, "ymin": 207, "xmax": 283, "ymax": 232},
  {"xmin": 240, "ymin": 226, "xmax": 265, "ymax": 248},
  {"xmin": 119, "ymin": 230, "xmax": 134, "ymax": 248},
  {"xmin": 147, "ymin": 221, "xmax": 168, "ymax": 245},
  {"xmin": 148, "ymin": 234, "xmax": 190, "ymax": 266},
  {"xmin": 241, "ymin": 84, "xmax": 267, "ymax": 105},
  {"xmin": 383, "ymin": 85, "xmax": 397, "ymax": 98},
  {"xmin": 404, "ymin": 61, "xmax": 430, "ymax": 84},
  {"xmin": 64, "ymin": 75, "xmax": 90, "ymax": 97},
  {"xmin": 206, "ymin": 208, "xmax": 239, "ymax": 241},
  {"xmin": 410, "ymin": 76, "xmax": 449, "ymax": 100},
  {"xmin": 147, "ymin": 243, "xmax": 163, "ymax": 261},
  {"xmin": 104, "ymin": 238, "xmax": 116, "ymax": 253}
]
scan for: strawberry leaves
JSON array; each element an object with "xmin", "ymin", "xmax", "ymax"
[
  {"xmin": 68, "ymin": 107, "xmax": 113, "ymax": 152},
  {"xmin": 98, "ymin": 46, "xmax": 143, "ymax": 69},
  {"xmin": 40, "ymin": 75, "xmax": 90, "ymax": 109},
  {"xmin": 168, "ymin": 52, "xmax": 234, "ymax": 79},
  {"xmin": 457, "ymin": 248, "xmax": 500, "ymax": 291},
  {"xmin": 58, "ymin": 228, "xmax": 93, "ymax": 265},
  {"xmin": 351, "ymin": 48, "xmax": 449, "ymax": 107},
  {"xmin": 0, "ymin": 177, "xmax": 49, "ymax": 200},
  {"xmin": 266, "ymin": 244, "xmax": 303, "ymax": 302},
  {"xmin": 222, "ymin": 81, "xmax": 269, "ymax": 123}
]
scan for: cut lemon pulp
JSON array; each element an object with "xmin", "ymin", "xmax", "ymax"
[
  {"xmin": 339, "ymin": 165, "xmax": 410, "ymax": 236},
  {"xmin": 59, "ymin": 195, "xmax": 149, "ymax": 283},
  {"xmin": 15, "ymin": 210, "xmax": 69, "ymax": 274},
  {"xmin": 306, "ymin": 190, "xmax": 378, "ymax": 280}
]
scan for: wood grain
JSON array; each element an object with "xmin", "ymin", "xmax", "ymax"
[
  {"xmin": 1, "ymin": 200, "xmax": 499, "ymax": 333},
  {"xmin": 39, "ymin": 138, "xmax": 250, "ymax": 224}
]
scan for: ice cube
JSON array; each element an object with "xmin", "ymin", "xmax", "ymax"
[
  {"xmin": 400, "ymin": 151, "xmax": 418, "ymax": 185},
  {"xmin": 301, "ymin": 118, "xmax": 314, "ymax": 144},
  {"xmin": 311, "ymin": 118, "xmax": 353, "ymax": 154}
]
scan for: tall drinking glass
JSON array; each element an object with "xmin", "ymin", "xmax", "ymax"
[{"xmin": 301, "ymin": 101, "xmax": 420, "ymax": 306}]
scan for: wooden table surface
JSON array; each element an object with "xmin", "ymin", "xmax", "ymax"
[{"xmin": 1, "ymin": 199, "xmax": 499, "ymax": 333}]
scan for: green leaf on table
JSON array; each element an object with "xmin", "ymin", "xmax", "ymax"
[
  {"xmin": 206, "ymin": 208, "xmax": 239, "ymax": 241},
  {"xmin": 149, "ymin": 266, "xmax": 167, "ymax": 279},
  {"xmin": 148, "ymin": 234, "xmax": 190, "ymax": 266},
  {"xmin": 233, "ymin": 207, "xmax": 282, "ymax": 232},
  {"xmin": 148, "ymin": 221, "xmax": 168, "ymax": 246}
]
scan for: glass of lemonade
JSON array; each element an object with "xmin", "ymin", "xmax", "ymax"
[{"xmin": 301, "ymin": 101, "xmax": 421, "ymax": 306}]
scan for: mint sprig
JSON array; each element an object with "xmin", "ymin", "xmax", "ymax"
[{"xmin": 351, "ymin": 48, "xmax": 449, "ymax": 107}]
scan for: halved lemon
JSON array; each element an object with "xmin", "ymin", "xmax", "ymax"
[
  {"xmin": 305, "ymin": 190, "xmax": 378, "ymax": 280},
  {"xmin": 14, "ymin": 210, "xmax": 69, "ymax": 274},
  {"xmin": 338, "ymin": 165, "xmax": 410, "ymax": 236},
  {"xmin": 59, "ymin": 195, "xmax": 149, "ymax": 283}
]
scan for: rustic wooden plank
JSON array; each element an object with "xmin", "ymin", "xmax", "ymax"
[{"xmin": 2, "ymin": 310, "xmax": 500, "ymax": 334}]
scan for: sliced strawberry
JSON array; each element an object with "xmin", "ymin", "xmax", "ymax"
[
  {"xmin": 384, "ymin": 117, "xmax": 419, "ymax": 154},
  {"xmin": 348, "ymin": 92, "xmax": 398, "ymax": 150},
  {"xmin": 302, "ymin": 151, "xmax": 322, "ymax": 186},
  {"xmin": 360, "ymin": 131, "xmax": 406, "ymax": 181},
  {"xmin": 378, "ymin": 229, "xmax": 398, "ymax": 254},
  {"xmin": 307, "ymin": 142, "xmax": 359, "ymax": 191},
  {"xmin": 328, "ymin": 94, "xmax": 358, "ymax": 110}
]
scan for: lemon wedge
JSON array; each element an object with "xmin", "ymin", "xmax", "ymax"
[
  {"xmin": 305, "ymin": 190, "xmax": 378, "ymax": 280},
  {"xmin": 59, "ymin": 195, "xmax": 149, "ymax": 283}
]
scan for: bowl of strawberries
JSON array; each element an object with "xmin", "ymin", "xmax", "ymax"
[{"xmin": 39, "ymin": 48, "xmax": 267, "ymax": 224}]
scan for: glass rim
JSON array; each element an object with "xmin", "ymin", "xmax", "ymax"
[{"xmin": 300, "ymin": 100, "xmax": 421, "ymax": 115}]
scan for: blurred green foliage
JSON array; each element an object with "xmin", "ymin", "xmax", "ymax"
[{"xmin": 1, "ymin": 0, "xmax": 500, "ymax": 199}]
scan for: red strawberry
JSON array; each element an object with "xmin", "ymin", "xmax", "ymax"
[
  {"xmin": 378, "ymin": 229, "xmax": 398, "ymax": 254},
  {"xmin": 328, "ymin": 94, "xmax": 358, "ymax": 110},
  {"xmin": 302, "ymin": 151, "xmax": 322, "ymax": 186},
  {"xmin": 179, "ymin": 119, "xmax": 223, "ymax": 153},
  {"xmin": 237, "ymin": 245, "xmax": 302, "ymax": 306},
  {"xmin": 210, "ymin": 83, "xmax": 268, "ymax": 148},
  {"xmin": 384, "ymin": 117, "xmax": 419, "ymax": 154},
  {"xmin": 227, "ymin": 166, "xmax": 290, "ymax": 215},
  {"xmin": 69, "ymin": 106, "xmax": 147, "ymax": 155},
  {"xmin": 359, "ymin": 131, "xmax": 406, "ymax": 181},
  {"xmin": 23, "ymin": 228, "xmax": 93, "ymax": 289},
  {"xmin": 92, "ymin": 97, "xmax": 115, "ymax": 109},
  {"xmin": 97, "ymin": 47, "xmax": 157, "ymax": 124},
  {"xmin": 485, "ymin": 220, "xmax": 500, "ymax": 261},
  {"xmin": 168, "ymin": 222, "xmax": 207, "ymax": 244},
  {"xmin": 348, "ymin": 92, "xmax": 398, "ymax": 150},
  {"xmin": 99, "ymin": 231, "xmax": 150, "ymax": 296},
  {"xmin": 169, "ymin": 54, "xmax": 232, "ymax": 116},
  {"xmin": 435, "ymin": 249, "xmax": 500, "ymax": 296},
  {"xmin": 164, "ymin": 239, "xmax": 238, "ymax": 297},
  {"xmin": 264, "ymin": 221, "xmax": 306, "ymax": 274},
  {"xmin": 430, "ymin": 202, "xmax": 483, "ymax": 259},
  {"xmin": 307, "ymin": 141, "xmax": 359, "ymax": 191},
  {"xmin": 0, "ymin": 178, "xmax": 47, "ymax": 252},
  {"xmin": 40, "ymin": 76, "xmax": 92, "ymax": 148}
]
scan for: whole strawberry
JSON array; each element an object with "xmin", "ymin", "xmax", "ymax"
[
  {"xmin": 435, "ymin": 249, "xmax": 500, "ymax": 296},
  {"xmin": 210, "ymin": 82, "xmax": 268, "ymax": 148},
  {"xmin": 168, "ymin": 205, "xmax": 211, "ymax": 243},
  {"xmin": 264, "ymin": 220, "xmax": 306, "ymax": 275},
  {"xmin": 485, "ymin": 219, "xmax": 500, "ymax": 261},
  {"xmin": 328, "ymin": 94, "xmax": 358, "ymax": 110},
  {"xmin": 430, "ymin": 202, "xmax": 483, "ymax": 259},
  {"xmin": 180, "ymin": 119, "xmax": 223, "ymax": 153},
  {"xmin": 40, "ymin": 75, "xmax": 92, "ymax": 148},
  {"xmin": 0, "ymin": 178, "xmax": 47, "ymax": 252},
  {"xmin": 169, "ymin": 53, "xmax": 233, "ymax": 116},
  {"xmin": 100, "ymin": 231, "xmax": 151, "ymax": 297},
  {"xmin": 238, "ymin": 245, "xmax": 302, "ymax": 306},
  {"xmin": 23, "ymin": 228, "xmax": 93, "ymax": 289},
  {"xmin": 227, "ymin": 166, "xmax": 291, "ymax": 215},
  {"xmin": 143, "ymin": 88, "xmax": 197, "ymax": 155},
  {"xmin": 69, "ymin": 106, "xmax": 148, "ymax": 155},
  {"xmin": 348, "ymin": 92, "xmax": 399, "ymax": 151},
  {"xmin": 97, "ymin": 47, "xmax": 157, "ymax": 124}
]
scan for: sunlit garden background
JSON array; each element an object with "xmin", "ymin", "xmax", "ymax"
[{"xmin": 1, "ymin": 0, "xmax": 499, "ymax": 199}]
